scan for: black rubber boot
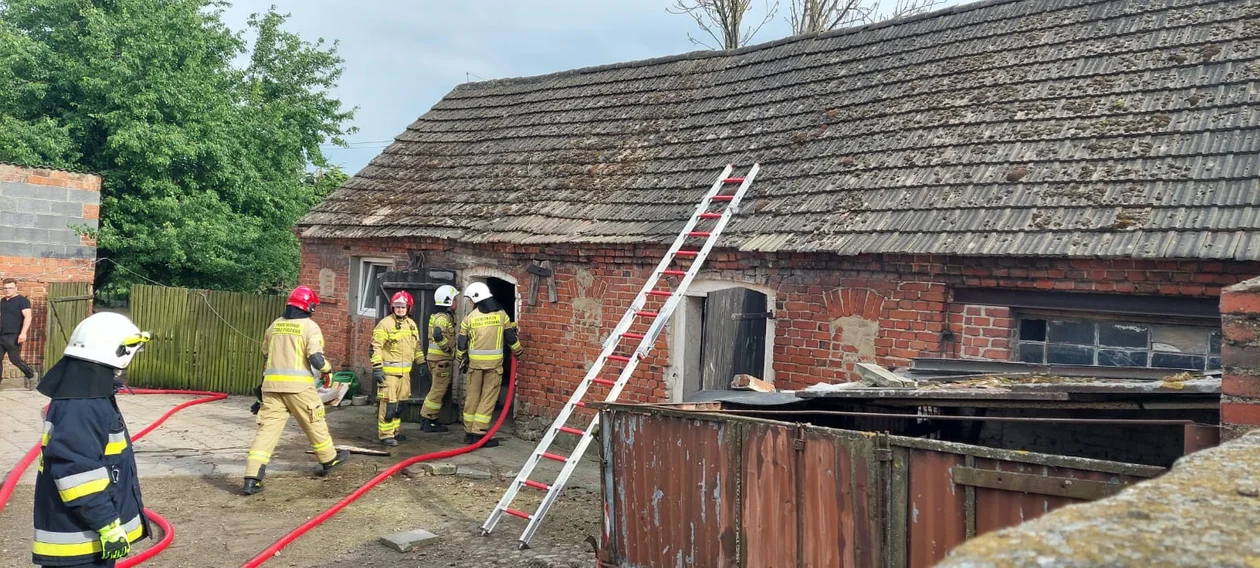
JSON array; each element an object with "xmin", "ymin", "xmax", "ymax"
[
  {"xmin": 422, "ymin": 419, "xmax": 449, "ymax": 433},
  {"xmin": 394, "ymin": 432, "xmax": 408, "ymax": 442},
  {"xmin": 381, "ymin": 437, "xmax": 398, "ymax": 447},
  {"xmin": 243, "ymin": 465, "xmax": 266, "ymax": 495},
  {"xmin": 318, "ymin": 449, "xmax": 351, "ymax": 476},
  {"xmin": 480, "ymin": 437, "xmax": 500, "ymax": 448}
]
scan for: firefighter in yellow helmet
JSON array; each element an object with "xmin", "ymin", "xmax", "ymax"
[
  {"xmin": 243, "ymin": 285, "xmax": 349, "ymax": 495},
  {"xmin": 417, "ymin": 285, "xmax": 459, "ymax": 433},
  {"xmin": 455, "ymin": 282, "xmax": 522, "ymax": 447},
  {"xmin": 370, "ymin": 290, "xmax": 424, "ymax": 446}
]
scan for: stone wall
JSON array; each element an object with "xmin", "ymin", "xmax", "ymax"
[{"xmin": 938, "ymin": 430, "xmax": 1260, "ymax": 567}]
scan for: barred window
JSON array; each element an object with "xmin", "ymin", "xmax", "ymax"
[{"xmin": 1016, "ymin": 316, "xmax": 1220, "ymax": 371}]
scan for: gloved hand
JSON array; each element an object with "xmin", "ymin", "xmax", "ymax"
[
  {"xmin": 97, "ymin": 519, "xmax": 130, "ymax": 560},
  {"xmin": 250, "ymin": 385, "xmax": 262, "ymax": 415},
  {"xmin": 372, "ymin": 366, "xmax": 384, "ymax": 384}
]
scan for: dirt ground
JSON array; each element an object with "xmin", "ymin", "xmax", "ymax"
[{"xmin": 1, "ymin": 461, "xmax": 601, "ymax": 567}]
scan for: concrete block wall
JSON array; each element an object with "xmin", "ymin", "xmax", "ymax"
[
  {"xmin": 1220, "ymin": 276, "xmax": 1260, "ymax": 440},
  {"xmin": 0, "ymin": 163, "xmax": 101, "ymax": 372},
  {"xmin": 300, "ymin": 235, "xmax": 1259, "ymax": 424}
]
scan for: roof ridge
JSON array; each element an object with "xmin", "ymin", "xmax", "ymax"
[{"xmin": 453, "ymin": 0, "xmax": 1034, "ymax": 93}]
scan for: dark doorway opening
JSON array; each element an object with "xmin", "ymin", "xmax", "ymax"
[
  {"xmin": 699, "ymin": 288, "xmax": 769, "ymax": 391},
  {"xmin": 480, "ymin": 277, "xmax": 517, "ymax": 413}
]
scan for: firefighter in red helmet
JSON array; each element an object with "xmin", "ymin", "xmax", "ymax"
[
  {"xmin": 369, "ymin": 290, "xmax": 424, "ymax": 446},
  {"xmin": 242, "ymin": 285, "xmax": 349, "ymax": 495}
]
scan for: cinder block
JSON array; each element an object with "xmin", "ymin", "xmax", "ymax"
[
  {"xmin": 35, "ymin": 214, "xmax": 72, "ymax": 230},
  {"xmin": 12, "ymin": 199, "xmax": 53, "ymax": 214},
  {"xmin": 0, "ymin": 212, "xmax": 37, "ymax": 228},
  {"xmin": 378, "ymin": 529, "xmax": 439, "ymax": 552},
  {"xmin": 66, "ymin": 188, "xmax": 100, "ymax": 204},
  {"xmin": 50, "ymin": 201, "xmax": 86, "ymax": 217}
]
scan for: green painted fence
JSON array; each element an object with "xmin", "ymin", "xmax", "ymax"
[
  {"xmin": 43, "ymin": 282, "xmax": 93, "ymax": 370},
  {"xmin": 127, "ymin": 284, "xmax": 284, "ymax": 394}
]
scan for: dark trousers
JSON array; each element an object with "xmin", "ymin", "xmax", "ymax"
[{"xmin": 0, "ymin": 333, "xmax": 34, "ymax": 379}]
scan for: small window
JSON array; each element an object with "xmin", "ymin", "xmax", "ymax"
[
  {"xmin": 1016, "ymin": 315, "xmax": 1220, "ymax": 371},
  {"xmin": 350, "ymin": 258, "xmax": 391, "ymax": 317}
]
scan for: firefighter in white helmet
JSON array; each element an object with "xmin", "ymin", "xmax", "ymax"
[
  {"xmin": 31, "ymin": 312, "xmax": 152, "ymax": 567},
  {"xmin": 455, "ymin": 282, "xmax": 522, "ymax": 447},
  {"xmin": 370, "ymin": 290, "xmax": 424, "ymax": 445},
  {"xmin": 417, "ymin": 285, "xmax": 459, "ymax": 433}
]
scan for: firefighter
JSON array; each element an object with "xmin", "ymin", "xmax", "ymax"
[
  {"xmin": 417, "ymin": 285, "xmax": 459, "ymax": 433},
  {"xmin": 243, "ymin": 285, "xmax": 349, "ymax": 495},
  {"xmin": 455, "ymin": 282, "xmax": 523, "ymax": 447},
  {"xmin": 32, "ymin": 312, "xmax": 152, "ymax": 568},
  {"xmin": 370, "ymin": 290, "xmax": 424, "ymax": 446}
]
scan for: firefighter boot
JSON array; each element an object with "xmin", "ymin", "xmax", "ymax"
[
  {"xmin": 242, "ymin": 466, "xmax": 265, "ymax": 495},
  {"xmin": 422, "ymin": 418, "xmax": 449, "ymax": 433},
  {"xmin": 381, "ymin": 437, "xmax": 398, "ymax": 447},
  {"xmin": 318, "ymin": 449, "xmax": 351, "ymax": 476}
]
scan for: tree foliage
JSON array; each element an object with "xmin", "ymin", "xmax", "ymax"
[{"xmin": 0, "ymin": 0, "xmax": 355, "ymax": 292}]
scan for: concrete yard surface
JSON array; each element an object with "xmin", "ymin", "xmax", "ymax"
[{"xmin": 0, "ymin": 380, "xmax": 602, "ymax": 567}]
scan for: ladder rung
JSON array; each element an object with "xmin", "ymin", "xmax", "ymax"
[
  {"xmin": 523, "ymin": 479, "xmax": 550, "ymax": 491},
  {"xmin": 662, "ymin": 270, "xmax": 687, "ymax": 277},
  {"xmin": 647, "ymin": 289, "xmax": 672, "ymax": 297},
  {"xmin": 558, "ymin": 426, "xmax": 584, "ymax": 436},
  {"xmin": 607, "ymin": 355, "xmax": 631, "ymax": 363},
  {"xmin": 542, "ymin": 452, "xmax": 567, "ymax": 463},
  {"xmin": 687, "ymin": 231, "xmax": 711, "ymax": 237},
  {"xmin": 699, "ymin": 212, "xmax": 723, "ymax": 219},
  {"xmin": 592, "ymin": 378, "xmax": 615, "ymax": 386},
  {"xmin": 635, "ymin": 310, "xmax": 658, "ymax": 318},
  {"xmin": 674, "ymin": 250, "xmax": 699, "ymax": 257},
  {"xmin": 505, "ymin": 508, "xmax": 532, "ymax": 520},
  {"xmin": 711, "ymin": 195, "xmax": 734, "ymax": 201},
  {"xmin": 723, "ymin": 177, "xmax": 745, "ymax": 184},
  {"xmin": 622, "ymin": 332, "xmax": 645, "ymax": 340}
]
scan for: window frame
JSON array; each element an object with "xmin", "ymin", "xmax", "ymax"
[
  {"xmin": 351, "ymin": 257, "xmax": 393, "ymax": 318},
  {"xmin": 1012, "ymin": 309, "xmax": 1221, "ymax": 371}
]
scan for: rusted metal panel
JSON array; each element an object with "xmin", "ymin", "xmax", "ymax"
[
  {"xmin": 605, "ymin": 409, "xmax": 737, "ymax": 567},
  {"xmin": 800, "ymin": 428, "xmax": 879, "ymax": 567},
  {"xmin": 969, "ymin": 458, "xmax": 1153, "ymax": 538},
  {"xmin": 907, "ymin": 449, "xmax": 967, "ymax": 568},
  {"xmin": 1183, "ymin": 423, "xmax": 1220, "ymax": 455},
  {"xmin": 740, "ymin": 422, "xmax": 798, "ymax": 567}
]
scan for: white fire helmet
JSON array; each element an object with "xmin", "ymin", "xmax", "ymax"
[{"xmin": 63, "ymin": 312, "xmax": 152, "ymax": 369}]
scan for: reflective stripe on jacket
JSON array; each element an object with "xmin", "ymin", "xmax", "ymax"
[
  {"xmin": 33, "ymin": 397, "xmax": 149, "ymax": 566},
  {"xmin": 456, "ymin": 309, "xmax": 522, "ymax": 370},
  {"xmin": 426, "ymin": 312, "xmax": 455, "ymax": 361},
  {"xmin": 262, "ymin": 317, "xmax": 329, "ymax": 393},
  {"xmin": 370, "ymin": 314, "xmax": 422, "ymax": 374}
]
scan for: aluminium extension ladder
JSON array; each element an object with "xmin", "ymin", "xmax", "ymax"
[{"xmin": 481, "ymin": 163, "xmax": 761, "ymax": 549}]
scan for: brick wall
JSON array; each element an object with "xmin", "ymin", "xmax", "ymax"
[
  {"xmin": 0, "ymin": 164, "xmax": 101, "ymax": 374},
  {"xmin": 300, "ymin": 236, "xmax": 1259, "ymax": 422},
  {"xmin": 1220, "ymin": 277, "xmax": 1260, "ymax": 441}
]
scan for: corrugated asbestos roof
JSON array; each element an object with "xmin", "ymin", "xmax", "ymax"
[{"xmin": 299, "ymin": 0, "xmax": 1260, "ymax": 260}]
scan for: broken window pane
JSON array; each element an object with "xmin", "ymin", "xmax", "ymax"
[
  {"xmin": 1098, "ymin": 349, "xmax": 1148, "ymax": 367},
  {"xmin": 1209, "ymin": 330, "xmax": 1221, "ymax": 355},
  {"xmin": 1151, "ymin": 326, "xmax": 1208, "ymax": 353},
  {"xmin": 1048, "ymin": 320, "xmax": 1094, "ymax": 345},
  {"xmin": 1018, "ymin": 342, "xmax": 1045, "ymax": 363},
  {"xmin": 1019, "ymin": 319, "xmax": 1047, "ymax": 342},
  {"xmin": 1151, "ymin": 353, "xmax": 1204, "ymax": 369},
  {"xmin": 1047, "ymin": 344, "xmax": 1094, "ymax": 365},
  {"xmin": 1098, "ymin": 323, "xmax": 1148, "ymax": 348}
]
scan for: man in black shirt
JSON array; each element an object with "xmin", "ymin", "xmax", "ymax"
[{"xmin": 1, "ymin": 278, "xmax": 36, "ymax": 389}]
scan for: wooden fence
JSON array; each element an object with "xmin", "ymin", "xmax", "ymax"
[
  {"xmin": 127, "ymin": 284, "xmax": 284, "ymax": 394},
  {"xmin": 43, "ymin": 282, "xmax": 93, "ymax": 371}
]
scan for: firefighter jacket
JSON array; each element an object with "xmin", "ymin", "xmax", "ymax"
[
  {"xmin": 370, "ymin": 314, "xmax": 423, "ymax": 375},
  {"xmin": 456, "ymin": 307, "xmax": 523, "ymax": 370},
  {"xmin": 33, "ymin": 396, "xmax": 149, "ymax": 566},
  {"xmin": 262, "ymin": 315, "xmax": 331, "ymax": 393},
  {"xmin": 426, "ymin": 311, "xmax": 456, "ymax": 362}
]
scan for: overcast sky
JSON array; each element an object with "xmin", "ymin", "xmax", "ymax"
[{"xmin": 219, "ymin": 1, "xmax": 953, "ymax": 174}]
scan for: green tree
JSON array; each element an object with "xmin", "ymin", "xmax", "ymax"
[{"xmin": 0, "ymin": 0, "xmax": 355, "ymax": 292}]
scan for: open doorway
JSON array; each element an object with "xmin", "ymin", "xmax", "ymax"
[
  {"xmin": 673, "ymin": 284, "xmax": 773, "ymax": 400},
  {"xmin": 465, "ymin": 275, "xmax": 519, "ymax": 415}
]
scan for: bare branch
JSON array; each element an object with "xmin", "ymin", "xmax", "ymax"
[
  {"xmin": 788, "ymin": 0, "xmax": 944, "ymax": 35},
  {"xmin": 668, "ymin": 0, "xmax": 778, "ymax": 50}
]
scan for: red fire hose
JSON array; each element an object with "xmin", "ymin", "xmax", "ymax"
[
  {"xmin": 242, "ymin": 357, "xmax": 518, "ymax": 567},
  {"xmin": 0, "ymin": 388, "xmax": 227, "ymax": 566}
]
